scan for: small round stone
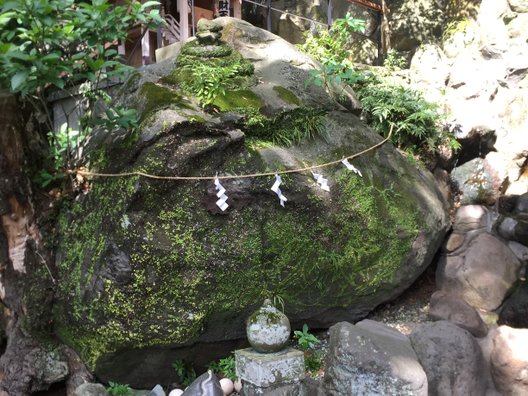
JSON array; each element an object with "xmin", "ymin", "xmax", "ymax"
[{"xmin": 219, "ymin": 378, "xmax": 234, "ymax": 395}]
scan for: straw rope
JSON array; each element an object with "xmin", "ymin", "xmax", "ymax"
[{"xmin": 69, "ymin": 126, "xmax": 393, "ymax": 181}]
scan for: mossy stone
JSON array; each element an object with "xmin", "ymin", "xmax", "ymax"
[
  {"xmin": 272, "ymin": 86, "xmax": 301, "ymax": 106},
  {"xmin": 50, "ymin": 18, "xmax": 449, "ymax": 383},
  {"xmin": 137, "ymin": 82, "xmax": 192, "ymax": 122},
  {"xmin": 197, "ymin": 19, "xmax": 223, "ymax": 33},
  {"xmin": 196, "ymin": 31, "xmax": 221, "ymax": 45},
  {"xmin": 213, "ymin": 90, "xmax": 263, "ymax": 112},
  {"xmin": 246, "ymin": 299, "xmax": 291, "ymax": 353}
]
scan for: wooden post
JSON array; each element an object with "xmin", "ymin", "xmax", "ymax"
[
  {"xmin": 381, "ymin": 0, "xmax": 390, "ymax": 58},
  {"xmin": 376, "ymin": 11, "xmax": 382, "ymax": 65},
  {"xmin": 141, "ymin": 26, "xmax": 151, "ymax": 65},
  {"xmin": 191, "ymin": 0, "xmax": 195, "ymax": 36},
  {"xmin": 233, "ymin": 0, "xmax": 242, "ymax": 19},
  {"xmin": 328, "ymin": 0, "xmax": 332, "ymax": 27},
  {"xmin": 157, "ymin": 2, "xmax": 162, "ymax": 48},
  {"xmin": 177, "ymin": 0, "xmax": 189, "ymax": 40},
  {"xmin": 266, "ymin": 0, "xmax": 271, "ymax": 31},
  {"xmin": 118, "ymin": 40, "xmax": 126, "ymax": 56}
]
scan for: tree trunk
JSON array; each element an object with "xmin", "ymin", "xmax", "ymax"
[{"xmin": 0, "ymin": 90, "xmax": 69, "ymax": 395}]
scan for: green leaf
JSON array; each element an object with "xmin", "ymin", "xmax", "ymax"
[
  {"xmin": 10, "ymin": 70, "xmax": 27, "ymax": 91},
  {"xmin": 8, "ymin": 50, "xmax": 30, "ymax": 60},
  {"xmin": 71, "ymin": 51, "xmax": 87, "ymax": 61},
  {"xmin": 50, "ymin": 77, "xmax": 65, "ymax": 89},
  {"xmin": 0, "ymin": 2, "xmax": 19, "ymax": 13},
  {"xmin": 140, "ymin": 1, "xmax": 160, "ymax": 10},
  {"xmin": 0, "ymin": 10, "xmax": 16, "ymax": 25},
  {"xmin": 0, "ymin": 43, "xmax": 11, "ymax": 54},
  {"xmin": 41, "ymin": 53, "xmax": 60, "ymax": 62}
]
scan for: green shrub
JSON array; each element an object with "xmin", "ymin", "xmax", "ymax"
[
  {"xmin": 354, "ymin": 72, "xmax": 460, "ymax": 158},
  {"xmin": 0, "ymin": 0, "xmax": 162, "ymax": 181},
  {"xmin": 298, "ymin": 9, "xmax": 459, "ymax": 161},
  {"xmin": 299, "ymin": 12, "xmax": 366, "ymax": 70},
  {"xmin": 383, "ymin": 49, "xmax": 408, "ymax": 71}
]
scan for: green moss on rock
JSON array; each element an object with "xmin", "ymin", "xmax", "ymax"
[
  {"xmin": 138, "ymin": 83, "xmax": 192, "ymax": 122},
  {"xmin": 181, "ymin": 43, "xmax": 233, "ymax": 58},
  {"xmin": 162, "ymin": 41, "xmax": 253, "ymax": 86},
  {"xmin": 273, "ymin": 86, "xmax": 301, "ymax": 106},
  {"xmin": 213, "ymin": 89, "xmax": 263, "ymax": 112},
  {"xmin": 53, "ymin": 157, "xmax": 422, "ymax": 370}
]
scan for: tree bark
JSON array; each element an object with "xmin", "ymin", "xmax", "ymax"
[{"xmin": 0, "ymin": 90, "xmax": 57, "ymax": 395}]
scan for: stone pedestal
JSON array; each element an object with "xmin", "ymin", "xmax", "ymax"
[{"xmin": 235, "ymin": 347, "xmax": 305, "ymax": 395}]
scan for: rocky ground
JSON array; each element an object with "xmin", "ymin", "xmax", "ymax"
[
  {"xmin": 366, "ymin": 266, "xmax": 437, "ymax": 335},
  {"xmin": 312, "ymin": 265, "xmax": 437, "ymax": 367}
]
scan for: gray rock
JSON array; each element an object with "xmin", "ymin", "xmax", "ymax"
[
  {"xmin": 453, "ymin": 205, "xmax": 491, "ymax": 233},
  {"xmin": 388, "ymin": 0, "xmax": 447, "ymax": 51},
  {"xmin": 514, "ymin": 192, "xmax": 528, "ymax": 215},
  {"xmin": 476, "ymin": 328, "xmax": 503, "ymax": 396},
  {"xmin": 241, "ymin": 381, "xmax": 302, "ymax": 396},
  {"xmin": 450, "ymin": 158, "xmax": 501, "ymax": 205},
  {"xmin": 196, "ymin": 19, "xmax": 222, "ymax": 33},
  {"xmin": 429, "ymin": 290, "xmax": 488, "ymax": 337},
  {"xmin": 490, "ymin": 326, "xmax": 528, "ymax": 396},
  {"xmin": 410, "ymin": 44, "xmax": 450, "ymax": 103},
  {"xmin": 448, "ymin": 51, "xmax": 500, "ymax": 101},
  {"xmin": 442, "ymin": 17, "xmax": 479, "ymax": 59},
  {"xmin": 301, "ymin": 376, "xmax": 325, "ymax": 396},
  {"xmin": 442, "ymin": 232, "xmax": 465, "ymax": 253},
  {"xmin": 478, "ymin": 0, "xmax": 510, "ymax": 49},
  {"xmin": 513, "ymin": 220, "xmax": 528, "ymax": 246},
  {"xmin": 27, "ymin": 347, "xmax": 69, "ymax": 392},
  {"xmin": 182, "ymin": 371, "xmax": 223, "ymax": 396},
  {"xmin": 325, "ymin": 320, "xmax": 427, "ymax": 396},
  {"xmin": 410, "ymin": 321, "xmax": 486, "ymax": 396},
  {"xmin": 195, "ymin": 31, "xmax": 221, "ymax": 45},
  {"xmin": 74, "ymin": 383, "xmax": 110, "ymax": 396},
  {"xmin": 499, "ymin": 280, "xmax": 528, "ymax": 327},
  {"xmin": 497, "ymin": 216, "xmax": 519, "ymax": 240},
  {"xmin": 437, "ymin": 232, "xmax": 521, "ymax": 310},
  {"xmin": 507, "ymin": 13, "xmax": 528, "ymax": 41},
  {"xmin": 148, "ymin": 384, "xmax": 165, "ymax": 396},
  {"xmin": 509, "ymin": 0, "xmax": 528, "ymax": 13},
  {"xmin": 508, "ymin": 241, "xmax": 528, "ymax": 265},
  {"xmin": 246, "ymin": 299, "xmax": 290, "ymax": 353},
  {"xmin": 235, "ymin": 347, "xmax": 304, "ymax": 388}
]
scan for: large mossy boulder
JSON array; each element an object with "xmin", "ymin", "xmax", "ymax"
[{"xmin": 51, "ymin": 18, "xmax": 449, "ymax": 387}]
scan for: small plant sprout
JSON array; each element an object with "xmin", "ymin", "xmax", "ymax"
[
  {"xmin": 294, "ymin": 324, "xmax": 323, "ymax": 376},
  {"xmin": 207, "ymin": 353, "xmax": 238, "ymax": 381},
  {"xmin": 294, "ymin": 324, "xmax": 320, "ymax": 351}
]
